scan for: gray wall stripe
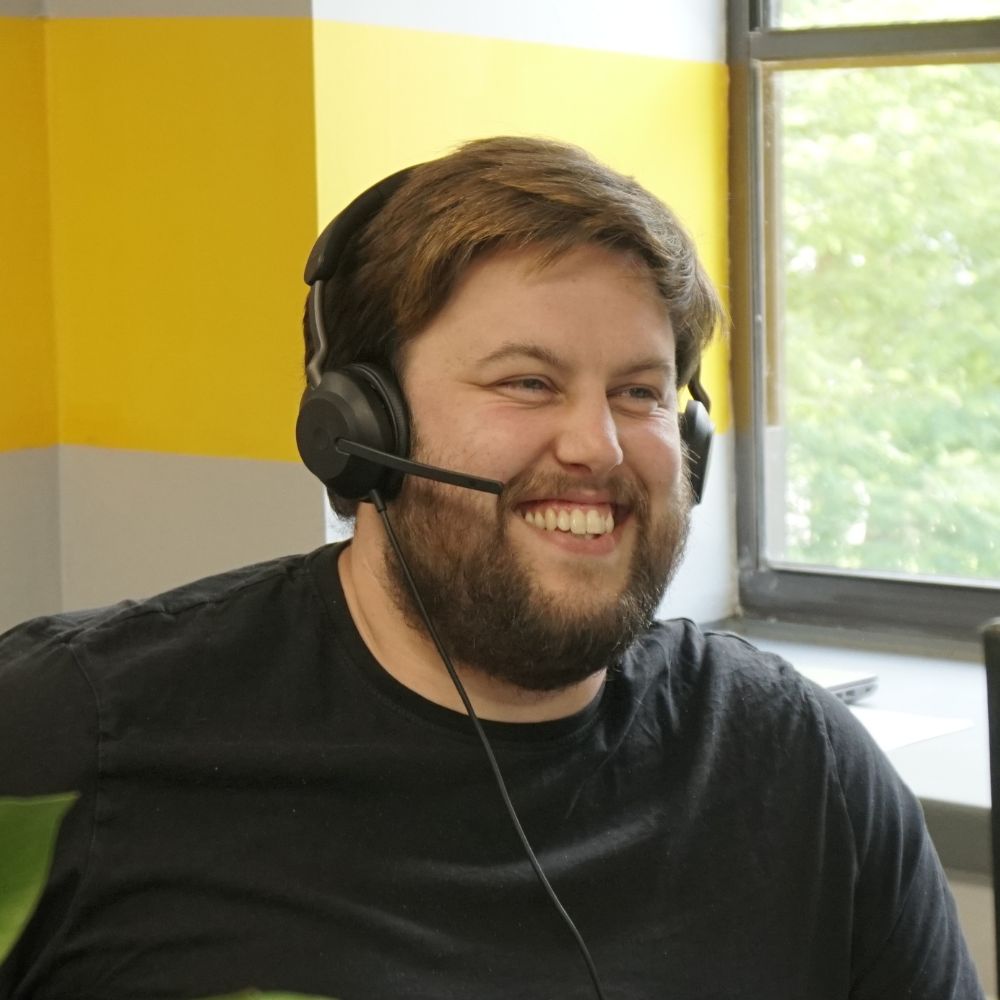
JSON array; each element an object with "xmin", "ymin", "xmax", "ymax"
[
  {"xmin": 0, "ymin": 445, "xmax": 324, "ymax": 629},
  {"xmin": 58, "ymin": 446, "xmax": 324, "ymax": 611},
  {"xmin": 0, "ymin": 0, "xmax": 44, "ymax": 16},
  {"xmin": 0, "ymin": 448, "xmax": 61, "ymax": 633}
]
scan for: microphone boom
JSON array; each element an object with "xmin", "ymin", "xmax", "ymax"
[{"xmin": 336, "ymin": 439, "xmax": 504, "ymax": 495}]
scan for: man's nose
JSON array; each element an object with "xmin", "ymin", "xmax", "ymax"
[{"xmin": 552, "ymin": 395, "xmax": 625, "ymax": 477}]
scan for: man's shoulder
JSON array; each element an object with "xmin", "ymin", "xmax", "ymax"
[
  {"xmin": 0, "ymin": 545, "xmax": 354, "ymax": 766},
  {"xmin": 625, "ymin": 618, "xmax": 849, "ymax": 746},
  {"xmin": 629, "ymin": 617, "xmax": 802, "ymax": 694},
  {"xmin": 0, "ymin": 547, "xmax": 335, "ymax": 681}
]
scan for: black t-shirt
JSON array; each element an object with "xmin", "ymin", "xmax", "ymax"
[{"xmin": 0, "ymin": 544, "xmax": 983, "ymax": 1000}]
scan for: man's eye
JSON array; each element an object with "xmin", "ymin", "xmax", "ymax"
[
  {"xmin": 502, "ymin": 378, "xmax": 550, "ymax": 393},
  {"xmin": 614, "ymin": 385, "xmax": 661, "ymax": 402},
  {"xmin": 611, "ymin": 385, "xmax": 668, "ymax": 414}
]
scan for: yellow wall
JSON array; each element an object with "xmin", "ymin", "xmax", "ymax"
[
  {"xmin": 4, "ymin": 15, "xmax": 728, "ymax": 460},
  {"xmin": 46, "ymin": 17, "xmax": 318, "ymax": 461},
  {"xmin": 313, "ymin": 21, "xmax": 730, "ymax": 429},
  {"xmin": 0, "ymin": 18, "xmax": 57, "ymax": 450}
]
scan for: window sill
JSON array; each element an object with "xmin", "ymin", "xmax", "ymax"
[{"xmin": 710, "ymin": 617, "xmax": 990, "ymax": 875}]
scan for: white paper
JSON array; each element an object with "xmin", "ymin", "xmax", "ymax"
[{"xmin": 850, "ymin": 706, "xmax": 973, "ymax": 752}]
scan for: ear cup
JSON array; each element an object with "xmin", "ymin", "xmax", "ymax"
[
  {"xmin": 299, "ymin": 168, "xmax": 418, "ymax": 502},
  {"xmin": 679, "ymin": 399, "xmax": 713, "ymax": 505},
  {"xmin": 296, "ymin": 363, "xmax": 410, "ymax": 500}
]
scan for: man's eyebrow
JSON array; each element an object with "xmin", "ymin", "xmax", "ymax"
[
  {"xmin": 476, "ymin": 342, "xmax": 564, "ymax": 370},
  {"xmin": 614, "ymin": 357, "xmax": 676, "ymax": 380},
  {"xmin": 476, "ymin": 342, "xmax": 676, "ymax": 380}
]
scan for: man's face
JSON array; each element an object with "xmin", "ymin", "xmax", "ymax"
[{"xmin": 383, "ymin": 243, "xmax": 692, "ymax": 691}]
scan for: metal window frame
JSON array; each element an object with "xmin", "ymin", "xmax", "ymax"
[{"xmin": 727, "ymin": 2, "xmax": 1000, "ymax": 641}]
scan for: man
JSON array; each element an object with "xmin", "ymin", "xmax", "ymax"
[{"xmin": 0, "ymin": 138, "xmax": 983, "ymax": 999}]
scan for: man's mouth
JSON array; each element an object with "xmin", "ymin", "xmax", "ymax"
[{"xmin": 517, "ymin": 502, "xmax": 617, "ymax": 538}]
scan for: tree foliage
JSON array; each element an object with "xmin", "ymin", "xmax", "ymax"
[
  {"xmin": 777, "ymin": 0, "xmax": 1000, "ymax": 28},
  {"xmin": 771, "ymin": 57, "xmax": 1000, "ymax": 580}
]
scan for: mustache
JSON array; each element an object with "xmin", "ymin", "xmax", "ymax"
[
  {"xmin": 497, "ymin": 468, "xmax": 650, "ymax": 519},
  {"xmin": 395, "ymin": 441, "xmax": 660, "ymax": 525}
]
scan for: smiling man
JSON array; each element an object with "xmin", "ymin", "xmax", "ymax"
[{"xmin": 0, "ymin": 138, "xmax": 983, "ymax": 1000}]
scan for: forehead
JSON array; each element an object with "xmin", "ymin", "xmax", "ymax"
[{"xmin": 405, "ymin": 243, "xmax": 675, "ymax": 374}]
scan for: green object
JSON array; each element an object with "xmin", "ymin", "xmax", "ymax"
[
  {"xmin": 0, "ymin": 794, "xmax": 336, "ymax": 1000},
  {"xmin": 0, "ymin": 793, "xmax": 78, "ymax": 964}
]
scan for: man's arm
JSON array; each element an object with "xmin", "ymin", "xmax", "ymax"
[{"xmin": 815, "ymin": 689, "xmax": 984, "ymax": 999}]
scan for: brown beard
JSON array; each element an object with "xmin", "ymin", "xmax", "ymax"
[{"xmin": 379, "ymin": 461, "xmax": 692, "ymax": 693}]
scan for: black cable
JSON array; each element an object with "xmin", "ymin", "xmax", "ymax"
[{"xmin": 369, "ymin": 488, "xmax": 608, "ymax": 1000}]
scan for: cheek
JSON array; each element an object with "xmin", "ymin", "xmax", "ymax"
[
  {"xmin": 409, "ymin": 402, "xmax": 543, "ymax": 479},
  {"xmin": 471, "ymin": 422, "xmax": 553, "ymax": 481},
  {"xmin": 624, "ymin": 423, "xmax": 684, "ymax": 491}
]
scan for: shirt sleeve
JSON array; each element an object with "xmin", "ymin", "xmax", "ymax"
[
  {"xmin": 812, "ymin": 688, "xmax": 985, "ymax": 1000},
  {"xmin": 0, "ymin": 617, "xmax": 100, "ymax": 996}
]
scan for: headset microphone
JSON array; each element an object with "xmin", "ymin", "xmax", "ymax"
[
  {"xmin": 295, "ymin": 362, "xmax": 503, "ymax": 499},
  {"xmin": 336, "ymin": 440, "xmax": 503, "ymax": 495}
]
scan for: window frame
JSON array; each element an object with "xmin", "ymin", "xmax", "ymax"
[{"xmin": 727, "ymin": 2, "xmax": 1000, "ymax": 640}]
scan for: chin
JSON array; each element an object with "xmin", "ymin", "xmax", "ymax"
[
  {"xmin": 519, "ymin": 541, "xmax": 632, "ymax": 587},
  {"xmin": 525, "ymin": 567, "xmax": 632, "ymax": 616}
]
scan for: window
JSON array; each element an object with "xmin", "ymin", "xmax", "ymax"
[{"xmin": 728, "ymin": 2, "xmax": 1000, "ymax": 638}]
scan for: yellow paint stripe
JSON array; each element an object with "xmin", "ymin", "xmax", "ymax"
[
  {"xmin": 48, "ymin": 17, "xmax": 317, "ymax": 460},
  {"xmin": 25, "ymin": 16, "xmax": 727, "ymax": 461},
  {"xmin": 0, "ymin": 18, "xmax": 58, "ymax": 451}
]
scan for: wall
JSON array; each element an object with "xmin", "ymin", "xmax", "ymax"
[
  {"xmin": 1, "ymin": 2, "xmax": 323, "ymax": 630},
  {"xmin": 0, "ymin": 9, "xmax": 61, "ymax": 625}
]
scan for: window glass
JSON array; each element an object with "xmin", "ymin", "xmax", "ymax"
[
  {"xmin": 764, "ymin": 62, "xmax": 1000, "ymax": 582},
  {"xmin": 773, "ymin": 0, "xmax": 1000, "ymax": 28}
]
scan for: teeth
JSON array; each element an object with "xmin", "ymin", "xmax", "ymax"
[{"xmin": 521, "ymin": 506, "xmax": 616, "ymax": 537}]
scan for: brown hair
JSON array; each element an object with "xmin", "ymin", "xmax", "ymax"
[{"xmin": 308, "ymin": 136, "xmax": 723, "ymax": 516}]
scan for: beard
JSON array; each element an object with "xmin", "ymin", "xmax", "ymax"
[{"xmin": 379, "ymin": 458, "xmax": 692, "ymax": 693}]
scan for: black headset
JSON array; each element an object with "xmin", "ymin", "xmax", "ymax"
[{"xmin": 296, "ymin": 167, "xmax": 714, "ymax": 504}]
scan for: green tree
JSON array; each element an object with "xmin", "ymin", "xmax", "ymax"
[
  {"xmin": 777, "ymin": 0, "xmax": 1000, "ymax": 28},
  {"xmin": 771, "ymin": 57, "xmax": 1000, "ymax": 580}
]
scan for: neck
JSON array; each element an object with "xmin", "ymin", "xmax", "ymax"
[{"xmin": 337, "ymin": 511, "xmax": 606, "ymax": 724}]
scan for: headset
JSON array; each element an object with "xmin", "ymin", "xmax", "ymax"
[{"xmin": 296, "ymin": 165, "xmax": 714, "ymax": 505}]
